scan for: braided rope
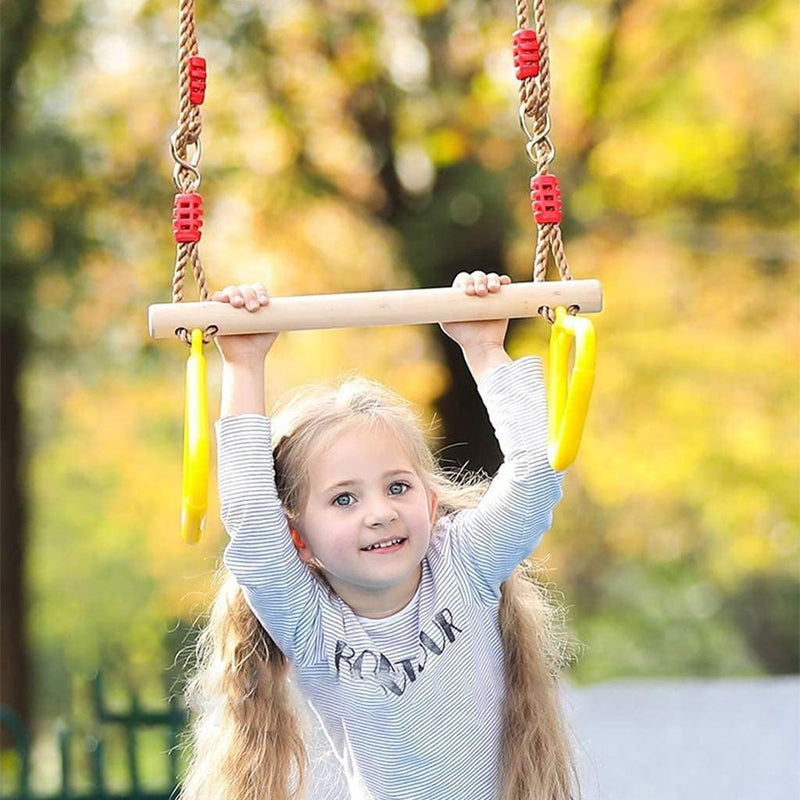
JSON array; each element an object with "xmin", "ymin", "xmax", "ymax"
[
  {"xmin": 174, "ymin": 0, "xmax": 202, "ymax": 167},
  {"xmin": 167, "ymin": 1, "xmax": 573, "ymax": 333},
  {"xmin": 190, "ymin": 243, "xmax": 210, "ymax": 301},
  {"xmin": 531, "ymin": 0, "xmax": 551, "ymax": 124},
  {"xmin": 172, "ymin": 243, "xmax": 189, "ymax": 304},
  {"xmin": 171, "ymin": 0, "xmax": 211, "ymax": 327},
  {"xmin": 516, "ymin": 0, "xmax": 572, "ymax": 317}
]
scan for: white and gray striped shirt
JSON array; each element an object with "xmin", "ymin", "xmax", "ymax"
[{"xmin": 218, "ymin": 357, "xmax": 564, "ymax": 800}]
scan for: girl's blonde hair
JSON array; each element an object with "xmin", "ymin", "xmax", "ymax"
[{"xmin": 181, "ymin": 377, "xmax": 578, "ymax": 800}]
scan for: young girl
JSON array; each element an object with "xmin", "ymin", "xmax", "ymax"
[{"xmin": 181, "ymin": 272, "xmax": 578, "ymax": 800}]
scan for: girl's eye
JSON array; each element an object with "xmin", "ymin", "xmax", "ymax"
[
  {"xmin": 388, "ymin": 481, "xmax": 410, "ymax": 496},
  {"xmin": 332, "ymin": 493, "xmax": 355, "ymax": 507}
]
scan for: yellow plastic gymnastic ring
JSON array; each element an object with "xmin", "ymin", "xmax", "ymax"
[
  {"xmin": 181, "ymin": 328, "xmax": 209, "ymax": 543},
  {"xmin": 548, "ymin": 306, "xmax": 596, "ymax": 471}
]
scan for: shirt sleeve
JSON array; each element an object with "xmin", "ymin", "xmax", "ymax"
[
  {"xmin": 216, "ymin": 414, "xmax": 323, "ymax": 663},
  {"xmin": 444, "ymin": 356, "xmax": 564, "ymax": 598}
]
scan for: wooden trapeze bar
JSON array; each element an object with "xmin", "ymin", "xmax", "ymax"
[{"xmin": 148, "ymin": 279, "xmax": 603, "ymax": 340}]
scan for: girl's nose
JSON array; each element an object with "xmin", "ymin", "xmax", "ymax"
[{"xmin": 365, "ymin": 498, "xmax": 399, "ymax": 527}]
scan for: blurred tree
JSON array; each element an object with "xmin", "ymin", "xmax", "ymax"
[
  {"xmin": 1, "ymin": 0, "xmax": 43, "ymax": 735},
  {"xmin": 728, "ymin": 574, "xmax": 800, "ymax": 674},
  {"xmin": 1, "ymin": 0, "xmax": 97, "ymax": 731},
  {"xmin": 333, "ymin": 26, "xmax": 515, "ymax": 472}
]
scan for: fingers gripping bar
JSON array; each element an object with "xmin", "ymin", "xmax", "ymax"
[{"xmin": 148, "ymin": 280, "xmax": 603, "ymax": 339}]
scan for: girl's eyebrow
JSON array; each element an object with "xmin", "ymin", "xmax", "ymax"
[
  {"xmin": 323, "ymin": 480, "xmax": 358, "ymax": 493},
  {"xmin": 321, "ymin": 470, "xmax": 416, "ymax": 494},
  {"xmin": 382, "ymin": 469, "xmax": 416, "ymax": 479}
]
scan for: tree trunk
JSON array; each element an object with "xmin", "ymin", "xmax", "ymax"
[
  {"xmin": 349, "ymin": 77, "xmax": 511, "ymax": 473},
  {"xmin": 1, "ymin": 0, "xmax": 41, "ymax": 740},
  {"xmin": 0, "ymin": 321, "xmax": 29, "ymax": 738}
]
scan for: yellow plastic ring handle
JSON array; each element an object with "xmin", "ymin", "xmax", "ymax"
[
  {"xmin": 181, "ymin": 328, "xmax": 209, "ymax": 543},
  {"xmin": 548, "ymin": 306, "xmax": 596, "ymax": 471}
]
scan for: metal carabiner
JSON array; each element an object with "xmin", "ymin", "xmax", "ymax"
[
  {"xmin": 548, "ymin": 306, "xmax": 596, "ymax": 470},
  {"xmin": 181, "ymin": 328, "xmax": 209, "ymax": 543},
  {"xmin": 170, "ymin": 131, "xmax": 203, "ymax": 191},
  {"xmin": 518, "ymin": 108, "xmax": 556, "ymax": 167},
  {"xmin": 518, "ymin": 107, "xmax": 551, "ymax": 143}
]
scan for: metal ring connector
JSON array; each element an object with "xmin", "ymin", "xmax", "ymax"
[
  {"xmin": 175, "ymin": 324, "xmax": 218, "ymax": 346},
  {"xmin": 538, "ymin": 305, "xmax": 556, "ymax": 324},
  {"xmin": 528, "ymin": 137, "xmax": 556, "ymax": 171}
]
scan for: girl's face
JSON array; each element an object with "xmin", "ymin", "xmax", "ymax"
[{"xmin": 294, "ymin": 422, "xmax": 437, "ymax": 619}]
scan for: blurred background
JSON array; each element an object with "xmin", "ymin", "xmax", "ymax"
[{"xmin": 2, "ymin": 0, "xmax": 798, "ymax": 796}]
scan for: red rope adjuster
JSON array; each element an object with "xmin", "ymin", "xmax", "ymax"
[
  {"xmin": 188, "ymin": 56, "xmax": 207, "ymax": 105},
  {"xmin": 531, "ymin": 174, "xmax": 562, "ymax": 225},
  {"xmin": 512, "ymin": 29, "xmax": 540, "ymax": 80},
  {"xmin": 173, "ymin": 192, "xmax": 204, "ymax": 242}
]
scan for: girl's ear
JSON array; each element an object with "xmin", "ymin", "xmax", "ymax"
[
  {"xmin": 428, "ymin": 490, "xmax": 439, "ymax": 524},
  {"xmin": 290, "ymin": 526, "xmax": 315, "ymax": 563},
  {"xmin": 289, "ymin": 527, "xmax": 305, "ymax": 549}
]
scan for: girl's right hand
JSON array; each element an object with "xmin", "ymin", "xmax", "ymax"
[{"xmin": 213, "ymin": 283, "xmax": 279, "ymax": 364}]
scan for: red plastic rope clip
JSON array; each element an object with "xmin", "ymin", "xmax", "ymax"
[
  {"xmin": 531, "ymin": 175, "xmax": 563, "ymax": 225},
  {"xmin": 189, "ymin": 56, "xmax": 207, "ymax": 105},
  {"xmin": 512, "ymin": 29, "xmax": 540, "ymax": 80},
  {"xmin": 173, "ymin": 192, "xmax": 204, "ymax": 243}
]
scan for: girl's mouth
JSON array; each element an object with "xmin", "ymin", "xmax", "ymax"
[{"xmin": 361, "ymin": 537, "xmax": 406, "ymax": 552}]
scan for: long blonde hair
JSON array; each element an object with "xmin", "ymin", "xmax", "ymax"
[{"xmin": 181, "ymin": 377, "xmax": 579, "ymax": 800}]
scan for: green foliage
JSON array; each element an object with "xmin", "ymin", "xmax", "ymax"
[{"xmin": 568, "ymin": 559, "xmax": 763, "ymax": 683}]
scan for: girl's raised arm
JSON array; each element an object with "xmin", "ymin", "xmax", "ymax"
[
  {"xmin": 440, "ymin": 274, "xmax": 563, "ymax": 593},
  {"xmin": 439, "ymin": 271, "xmax": 513, "ymax": 383},
  {"xmin": 214, "ymin": 285, "xmax": 322, "ymax": 664},
  {"xmin": 447, "ymin": 355, "xmax": 563, "ymax": 595},
  {"xmin": 215, "ymin": 283, "xmax": 278, "ymax": 417}
]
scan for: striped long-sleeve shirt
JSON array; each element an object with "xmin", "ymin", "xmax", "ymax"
[{"xmin": 218, "ymin": 356, "xmax": 564, "ymax": 800}]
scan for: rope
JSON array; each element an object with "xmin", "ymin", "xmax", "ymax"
[
  {"xmin": 166, "ymin": 0, "xmax": 573, "ymax": 334},
  {"xmin": 170, "ymin": 0, "xmax": 211, "ymax": 337},
  {"xmin": 516, "ymin": 0, "xmax": 573, "ymax": 318},
  {"xmin": 173, "ymin": 0, "xmax": 202, "ymax": 185}
]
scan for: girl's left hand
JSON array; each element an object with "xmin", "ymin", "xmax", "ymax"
[
  {"xmin": 212, "ymin": 283, "xmax": 279, "ymax": 364},
  {"xmin": 440, "ymin": 271, "xmax": 512, "ymax": 351}
]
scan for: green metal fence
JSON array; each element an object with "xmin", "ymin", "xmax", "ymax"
[{"xmin": 1, "ymin": 673, "xmax": 187, "ymax": 800}]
